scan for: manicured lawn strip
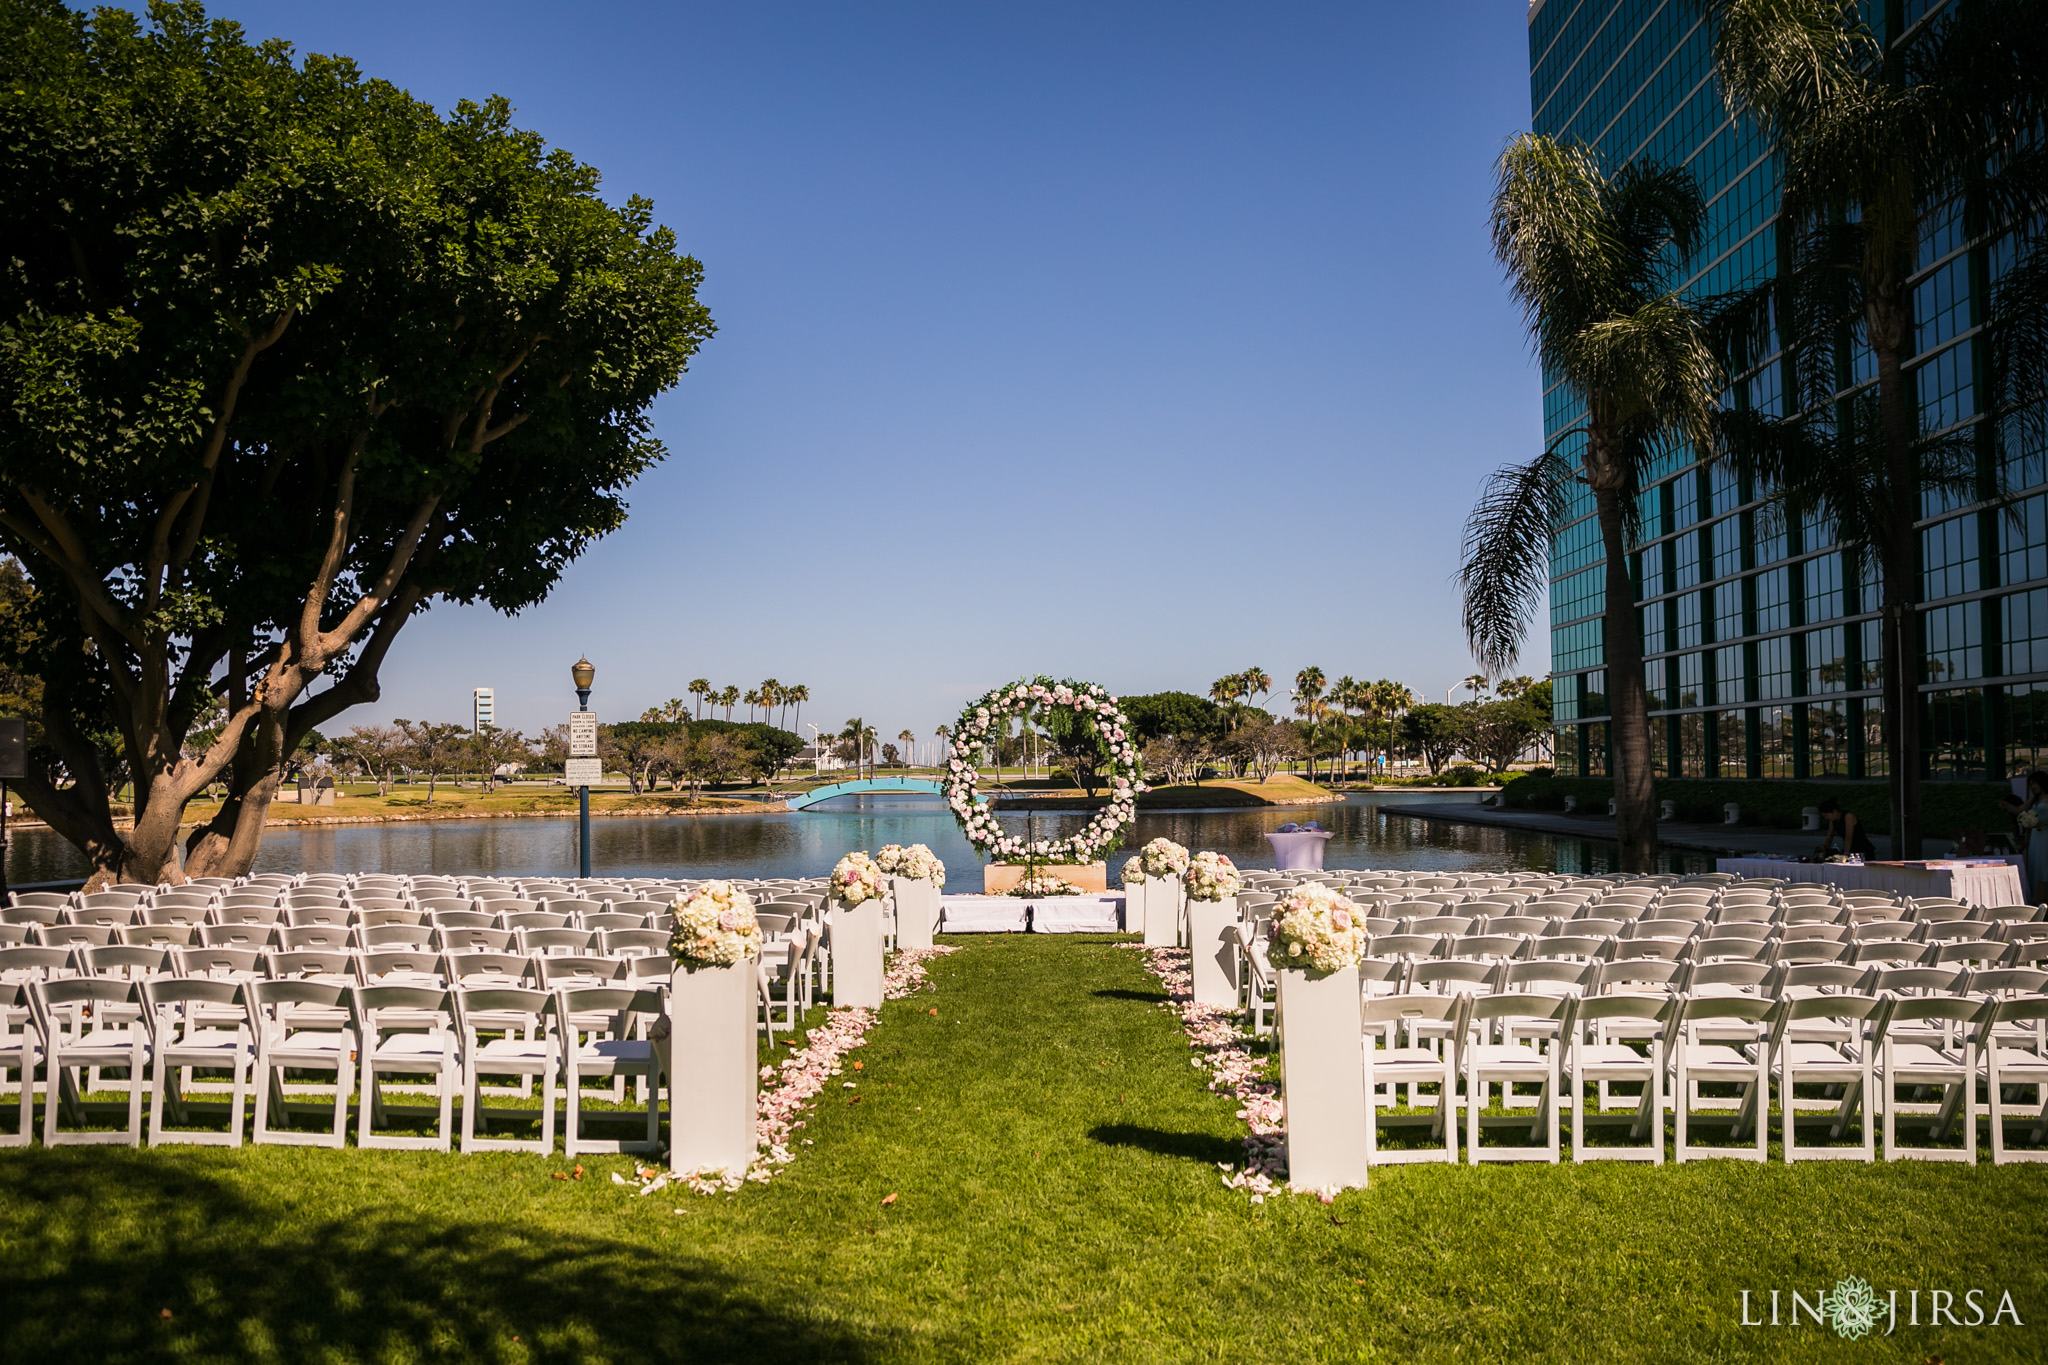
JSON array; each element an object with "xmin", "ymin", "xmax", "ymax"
[{"xmin": 0, "ymin": 936, "xmax": 2043, "ymax": 1362}]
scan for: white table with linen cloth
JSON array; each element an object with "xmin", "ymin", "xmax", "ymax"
[
  {"xmin": 1713, "ymin": 857, "xmax": 2027, "ymax": 907},
  {"xmin": 937, "ymin": 895, "xmax": 1124, "ymax": 932},
  {"xmin": 1264, "ymin": 829, "xmax": 1334, "ymax": 871}
]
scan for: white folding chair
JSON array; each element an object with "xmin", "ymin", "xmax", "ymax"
[
  {"xmin": 455, "ymin": 986, "xmax": 558, "ymax": 1155},
  {"xmin": 1981, "ymin": 996, "xmax": 2048, "ymax": 1164},
  {"xmin": 31, "ymin": 977, "xmax": 149, "ymax": 1146},
  {"xmin": 1458, "ymin": 993, "xmax": 1571, "ymax": 1164},
  {"xmin": 1766, "ymin": 993, "xmax": 1880, "ymax": 1163},
  {"xmin": 1668, "ymin": 995, "xmax": 1770, "ymax": 1163},
  {"xmin": 140, "ymin": 978, "xmax": 250, "ymax": 1147},
  {"xmin": 353, "ymin": 984, "xmax": 461, "ymax": 1151},
  {"xmin": 1872, "ymin": 995, "xmax": 1982, "ymax": 1164},
  {"xmin": 0, "ymin": 982, "xmax": 41, "ymax": 1146},
  {"xmin": 558, "ymin": 984, "xmax": 665, "ymax": 1158},
  {"xmin": 1567, "ymin": 995, "xmax": 1667, "ymax": 1163},
  {"xmin": 247, "ymin": 979, "xmax": 354, "ymax": 1148},
  {"xmin": 1360, "ymin": 994, "xmax": 1461, "ymax": 1164}
]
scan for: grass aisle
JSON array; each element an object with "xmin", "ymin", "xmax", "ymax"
[{"xmin": 1, "ymin": 936, "xmax": 2046, "ymax": 1362}]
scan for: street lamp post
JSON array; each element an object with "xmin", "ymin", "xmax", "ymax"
[{"xmin": 572, "ymin": 655, "xmax": 595, "ymax": 878}]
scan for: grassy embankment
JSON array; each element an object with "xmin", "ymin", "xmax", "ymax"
[{"xmin": 4, "ymin": 936, "xmax": 2043, "ymax": 1362}]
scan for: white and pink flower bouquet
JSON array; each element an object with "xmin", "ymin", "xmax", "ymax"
[
  {"xmin": 668, "ymin": 881, "xmax": 763, "ymax": 969},
  {"xmin": 830, "ymin": 851, "xmax": 887, "ymax": 906},
  {"xmin": 1184, "ymin": 850, "xmax": 1241, "ymax": 902},
  {"xmin": 1266, "ymin": 882, "xmax": 1366, "ymax": 976},
  {"xmin": 877, "ymin": 842, "xmax": 946, "ymax": 886},
  {"xmin": 1008, "ymin": 873, "xmax": 1083, "ymax": 898},
  {"xmin": 1120, "ymin": 855, "xmax": 1146, "ymax": 886},
  {"xmin": 1139, "ymin": 837, "xmax": 1190, "ymax": 879}
]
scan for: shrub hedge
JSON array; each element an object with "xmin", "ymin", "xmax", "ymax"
[{"xmin": 1496, "ymin": 773, "xmax": 2017, "ymax": 837}]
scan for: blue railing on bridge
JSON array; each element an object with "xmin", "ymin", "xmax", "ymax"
[{"xmin": 784, "ymin": 777, "xmax": 950, "ymax": 811}]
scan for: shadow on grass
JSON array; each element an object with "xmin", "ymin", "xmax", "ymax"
[
  {"xmin": 1090, "ymin": 988, "xmax": 1166, "ymax": 1004},
  {"xmin": 0, "ymin": 1151, "xmax": 879, "ymax": 1364},
  {"xmin": 1086, "ymin": 1122, "xmax": 1240, "ymax": 1166}
]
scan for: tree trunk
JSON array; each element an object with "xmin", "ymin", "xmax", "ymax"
[
  {"xmin": 1592, "ymin": 477, "xmax": 1658, "ymax": 872},
  {"xmin": 1872, "ymin": 287, "xmax": 1922, "ymax": 860}
]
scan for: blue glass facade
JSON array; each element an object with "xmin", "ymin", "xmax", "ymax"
[{"xmin": 1531, "ymin": 0, "xmax": 2044, "ymax": 783}]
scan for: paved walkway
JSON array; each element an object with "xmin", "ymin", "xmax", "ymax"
[{"xmin": 1398, "ymin": 801, "xmax": 1951, "ymax": 861}]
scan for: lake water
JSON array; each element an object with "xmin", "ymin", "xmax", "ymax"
[{"xmin": 3, "ymin": 790, "xmax": 1700, "ymax": 885}]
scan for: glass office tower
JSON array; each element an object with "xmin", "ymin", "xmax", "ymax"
[{"xmin": 1531, "ymin": 0, "xmax": 2038, "ymax": 785}]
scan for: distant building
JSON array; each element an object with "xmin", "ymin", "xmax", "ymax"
[{"xmin": 473, "ymin": 687, "xmax": 495, "ymax": 734}]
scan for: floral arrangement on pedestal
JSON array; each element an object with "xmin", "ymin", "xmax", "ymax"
[
  {"xmin": 668, "ymin": 881, "xmax": 764, "ymax": 968},
  {"xmin": 876, "ymin": 843, "xmax": 946, "ymax": 886},
  {"xmin": 1007, "ymin": 873, "xmax": 1083, "ymax": 898},
  {"xmin": 829, "ymin": 851, "xmax": 887, "ymax": 906},
  {"xmin": 943, "ymin": 676, "xmax": 1145, "ymax": 865},
  {"xmin": 1120, "ymin": 855, "xmax": 1146, "ymax": 886},
  {"xmin": 1184, "ymin": 850, "xmax": 1242, "ymax": 902},
  {"xmin": 1266, "ymin": 882, "xmax": 1366, "ymax": 976},
  {"xmin": 1139, "ymin": 837, "xmax": 1190, "ymax": 879}
]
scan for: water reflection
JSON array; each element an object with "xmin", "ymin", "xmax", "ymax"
[{"xmin": 4, "ymin": 790, "xmax": 1708, "ymax": 884}]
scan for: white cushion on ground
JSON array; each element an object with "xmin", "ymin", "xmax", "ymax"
[
  {"xmin": 1029, "ymin": 896, "xmax": 1121, "ymax": 933},
  {"xmin": 938, "ymin": 896, "xmax": 1030, "ymax": 933}
]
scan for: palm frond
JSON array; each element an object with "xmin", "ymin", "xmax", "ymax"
[
  {"xmin": 1988, "ymin": 239, "xmax": 2048, "ymax": 455},
  {"xmin": 1704, "ymin": 0, "xmax": 1877, "ymax": 139},
  {"xmin": 1491, "ymin": 134, "xmax": 1628, "ymax": 360},
  {"xmin": 1460, "ymin": 450, "xmax": 1572, "ymax": 677},
  {"xmin": 1564, "ymin": 294, "xmax": 1722, "ymax": 460}
]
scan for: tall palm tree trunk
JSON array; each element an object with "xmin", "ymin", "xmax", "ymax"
[
  {"xmin": 1592, "ymin": 473, "xmax": 1658, "ymax": 872},
  {"xmin": 1872, "ymin": 280, "xmax": 1922, "ymax": 859}
]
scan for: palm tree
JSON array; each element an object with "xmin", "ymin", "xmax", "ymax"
[
  {"xmin": 717, "ymin": 685, "xmax": 738, "ymax": 722},
  {"xmin": 1701, "ymin": 0, "xmax": 2048, "ymax": 857},
  {"xmin": 1242, "ymin": 667, "xmax": 1272, "ymax": 712},
  {"xmin": 934, "ymin": 722, "xmax": 951, "ymax": 766},
  {"xmin": 687, "ymin": 678, "xmax": 711, "ymax": 720},
  {"xmin": 1462, "ymin": 673, "xmax": 1488, "ymax": 703},
  {"xmin": 1460, "ymin": 134, "xmax": 1720, "ymax": 872},
  {"xmin": 785, "ymin": 683, "xmax": 809, "ymax": 737},
  {"xmin": 839, "ymin": 718, "xmax": 877, "ymax": 779},
  {"xmin": 759, "ymin": 679, "xmax": 782, "ymax": 728},
  {"xmin": 898, "ymin": 729, "xmax": 915, "ymax": 769},
  {"xmin": 1369, "ymin": 679, "xmax": 1415, "ymax": 777},
  {"xmin": 742, "ymin": 688, "xmax": 762, "ymax": 723},
  {"xmin": 1290, "ymin": 666, "xmax": 1328, "ymax": 782}
]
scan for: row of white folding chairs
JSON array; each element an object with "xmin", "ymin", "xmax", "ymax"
[
  {"xmin": 0, "ymin": 975, "xmax": 681, "ymax": 1154},
  {"xmin": 5, "ymin": 926, "xmax": 826, "ymax": 1014},
  {"xmin": 1351, "ymin": 932, "xmax": 2031, "ymax": 971},
  {"xmin": 3, "ymin": 918, "xmax": 675, "ymax": 954},
  {"xmin": 1334, "ymin": 985, "xmax": 2048, "ymax": 1166}
]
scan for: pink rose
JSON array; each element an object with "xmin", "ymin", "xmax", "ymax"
[{"xmin": 1330, "ymin": 908, "xmax": 1352, "ymax": 931}]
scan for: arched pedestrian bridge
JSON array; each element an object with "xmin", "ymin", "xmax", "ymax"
[{"xmin": 785, "ymin": 777, "xmax": 949, "ymax": 810}]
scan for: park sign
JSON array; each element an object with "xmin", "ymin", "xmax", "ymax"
[
  {"xmin": 565, "ymin": 758, "xmax": 602, "ymax": 788},
  {"xmin": 568, "ymin": 713, "xmax": 598, "ymax": 757}
]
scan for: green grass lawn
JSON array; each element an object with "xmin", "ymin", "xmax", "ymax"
[{"xmin": 4, "ymin": 937, "xmax": 2047, "ymax": 1362}]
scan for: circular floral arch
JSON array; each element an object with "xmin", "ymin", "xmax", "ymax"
[{"xmin": 944, "ymin": 676, "xmax": 1146, "ymax": 864}]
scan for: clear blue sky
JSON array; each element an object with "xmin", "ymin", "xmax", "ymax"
[{"xmin": 205, "ymin": 1, "xmax": 1547, "ymax": 744}]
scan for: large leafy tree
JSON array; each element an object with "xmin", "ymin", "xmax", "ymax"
[
  {"xmin": 0, "ymin": 1, "xmax": 715, "ymax": 883},
  {"xmin": 1460, "ymin": 134, "xmax": 1721, "ymax": 872},
  {"xmin": 1701, "ymin": 0, "xmax": 2048, "ymax": 856}
]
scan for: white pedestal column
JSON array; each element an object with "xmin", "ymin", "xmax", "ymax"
[
  {"xmin": 891, "ymin": 877, "xmax": 937, "ymax": 950},
  {"xmin": 668, "ymin": 961, "xmax": 759, "ymax": 1176},
  {"xmin": 828, "ymin": 898, "xmax": 886, "ymax": 1008},
  {"xmin": 1121, "ymin": 880, "xmax": 1146, "ymax": 936},
  {"xmin": 1186, "ymin": 895, "xmax": 1239, "ymax": 1007},
  {"xmin": 1143, "ymin": 874, "xmax": 1183, "ymax": 949},
  {"xmin": 1276, "ymin": 964, "xmax": 1370, "ymax": 1191}
]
